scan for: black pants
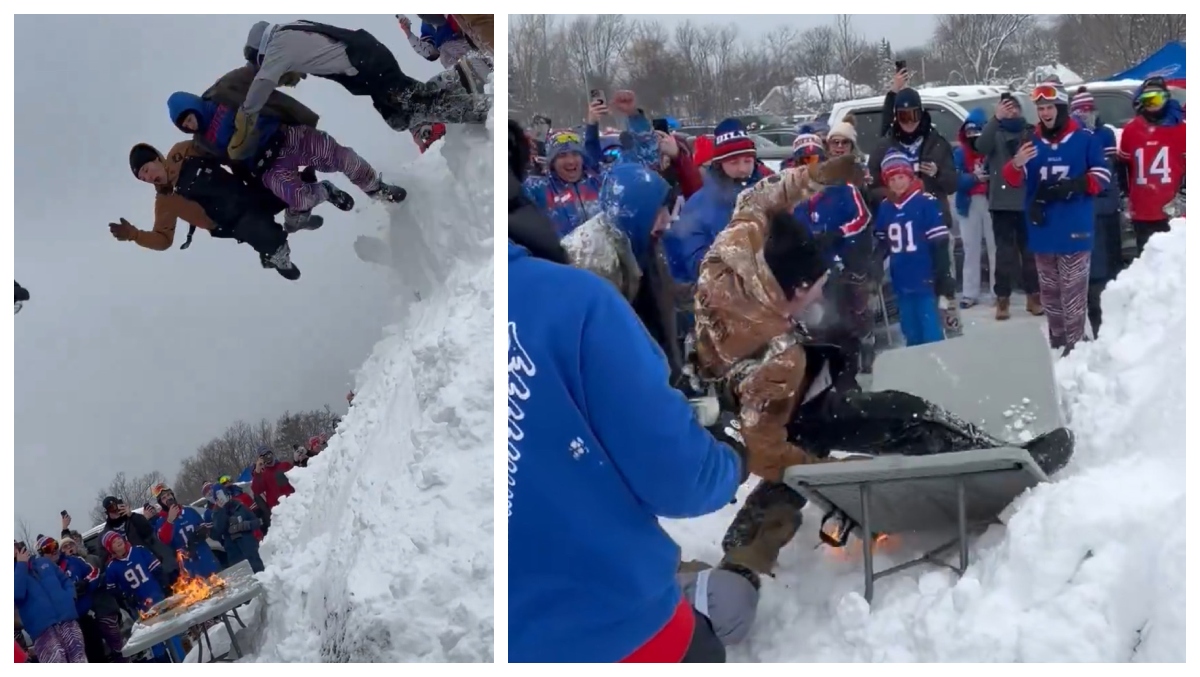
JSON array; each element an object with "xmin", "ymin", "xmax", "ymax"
[
  {"xmin": 787, "ymin": 387, "xmax": 1003, "ymax": 460},
  {"xmin": 230, "ymin": 211, "xmax": 287, "ymax": 257},
  {"xmin": 680, "ymin": 608, "xmax": 726, "ymax": 663},
  {"xmin": 992, "ymin": 210, "xmax": 1039, "ymax": 298},
  {"xmin": 76, "ymin": 613, "xmax": 109, "ymax": 663},
  {"xmin": 1133, "ymin": 219, "xmax": 1171, "ymax": 258}
]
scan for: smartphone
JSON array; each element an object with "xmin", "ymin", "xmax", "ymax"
[
  {"xmin": 652, "ymin": 118, "xmax": 670, "ymax": 134},
  {"xmin": 589, "ymin": 88, "xmax": 606, "ymax": 107},
  {"xmin": 60, "ymin": 510, "xmax": 68, "ymax": 517},
  {"xmin": 895, "ymin": 60, "xmax": 907, "ymax": 73}
]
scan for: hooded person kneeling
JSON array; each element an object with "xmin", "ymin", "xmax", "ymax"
[{"xmin": 113, "ymin": 141, "xmax": 301, "ymax": 280}]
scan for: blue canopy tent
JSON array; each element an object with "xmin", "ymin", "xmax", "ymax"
[{"xmin": 1106, "ymin": 41, "xmax": 1186, "ymax": 87}]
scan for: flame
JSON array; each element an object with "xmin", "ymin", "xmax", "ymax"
[
  {"xmin": 823, "ymin": 532, "xmax": 900, "ymax": 561},
  {"xmin": 137, "ymin": 553, "xmax": 227, "ymax": 621}
]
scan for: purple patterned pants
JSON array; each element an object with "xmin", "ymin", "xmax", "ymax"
[
  {"xmin": 263, "ymin": 125, "xmax": 380, "ymax": 214},
  {"xmin": 95, "ymin": 614, "xmax": 128, "ymax": 662},
  {"xmin": 32, "ymin": 621, "xmax": 87, "ymax": 663},
  {"xmin": 1034, "ymin": 252, "xmax": 1091, "ymax": 350}
]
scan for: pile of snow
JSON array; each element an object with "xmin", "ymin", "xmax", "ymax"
[
  {"xmin": 251, "ymin": 84, "xmax": 495, "ymax": 662},
  {"xmin": 665, "ymin": 222, "xmax": 1186, "ymax": 662},
  {"xmin": 759, "ymin": 75, "xmax": 875, "ymax": 112}
]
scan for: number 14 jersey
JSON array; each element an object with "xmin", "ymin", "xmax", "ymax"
[{"xmin": 1120, "ymin": 114, "xmax": 1186, "ymax": 222}]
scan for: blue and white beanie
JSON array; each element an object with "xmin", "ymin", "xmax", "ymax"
[
  {"xmin": 880, "ymin": 149, "xmax": 915, "ymax": 181},
  {"xmin": 546, "ymin": 129, "xmax": 585, "ymax": 161}
]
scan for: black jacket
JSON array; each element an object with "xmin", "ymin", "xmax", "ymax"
[
  {"xmin": 173, "ymin": 155, "xmax": 285, "ymax": 232},
  {"xmin": 103, "ymin": 512, "xmax": 177, "ymax": 575},
  {"xmin": 867, "ymin": 112, "xmax": 958, "ymax": 227}
]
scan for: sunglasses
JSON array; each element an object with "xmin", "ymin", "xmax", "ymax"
[
  {"xmin": 1031, "ymin": 85, "xmax": 1063, "ymax": 103},
  {"xmin": 828, "ymin": 137, "xmax": 852, "ymax": 147},
  {"xmin": 549, "ymin": 131, "xmax": 582, "ymax": 146}
]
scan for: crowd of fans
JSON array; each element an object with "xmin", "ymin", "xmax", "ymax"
[{"xmin": 15, "ymin": 437, "xmax": 327, "ymax": 663}]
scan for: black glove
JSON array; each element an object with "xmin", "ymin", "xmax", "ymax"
[
  {"xmin": 1036, "ymin": 175, "xmax": 1089, "ymax": 202},
  {"xmin": 15, "ymin": 281, "xmax": 29, "ymax": 303},
  {"xmin": 74, "ymin": 579, "xmax": 89, "ymax": 597},
  {"xmin": 708, "ymin": 411, "xmax": 749, "ymax": 485},
  {"xmin": 193, "ymin": 525, "xmax": 210, "ymax": 541},
  {"xmin": 935, "ymin": 274, "xmax": 956, "ymax": 300},
  {"xmin": 1029, "ymin": 200, "xmax": 1048, "ymax": 227}
]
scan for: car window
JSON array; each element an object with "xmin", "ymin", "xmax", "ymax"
[
  {"xmin": 925, "ymin": 105, "xmax": 965, "ymax": 142},
  {"xmin": 1092, "ymin": 91, "xmax": 1135, "ymax": 128},
  {"xmin": 842, "ymin": 108, "xmax": 886, "ymax": 158}
]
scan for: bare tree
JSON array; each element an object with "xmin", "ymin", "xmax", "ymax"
[
  {"xmin": 932, "ymin": 14, "xmax": 1032, "ymax": 84},
  {"xmin": 797, "ymin": 26, "xmax": 837, "ymax": 103},
  {"xmin": 16, "ymin": 517, "xmax": 37, "ymax": 548},
  {"xmin": 89, "ymin": 470, "xmax": 167, "ymax": 523},
  {"xmin": 1054, "ymin": 14, "xmax": 1186, "ymax": 80}
]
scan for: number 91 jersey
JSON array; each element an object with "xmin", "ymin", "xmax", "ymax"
[{"xmin": 1120, "ymin": 114, "xmax": 1186, "ymax": 222}]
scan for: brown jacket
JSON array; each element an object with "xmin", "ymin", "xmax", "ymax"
[
  {"xmin": 453, "ymin": 14, "xmax": 493, "ymax": 55},
  {"xmin": 130, "ymin": 141, "xmax": 216, "ymax": 251},
  {"xmin": 692, "ymin": 156, "xmax": 862, "ymax": 480},
  {"xmin": 203, "ymin": 66, "xmax": 320, "ymax": 128}
]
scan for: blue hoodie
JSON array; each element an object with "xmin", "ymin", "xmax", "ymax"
[
  {"xmin": 599, "ymin": 163, "xmax": 671, "ymax": 267},
  {"xmin": 15, "ymin": 556, "xmax": 79, "ymax": 639},
  {"xmin": 665, "ymin": 165, "xmax": 767, "ymax": 284},
  {"xmin": 953, "ymin": 108, "xmax": 989, "ymax": 217},
  {"xmin": 508, "ymin": 242, "xmax": 742, "ymax": 662},
  {"xmin": 167, "ymin": 91, "xmax": 282, "ymax": 161}
]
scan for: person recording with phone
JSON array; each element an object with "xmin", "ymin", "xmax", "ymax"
[
  {"xmin": 977, "ymin": 91, "xmax": 1041, "ymax": 321},
  {"xmin": 98, "ymin": 495, "xmax": 178, "ymax": 584}
]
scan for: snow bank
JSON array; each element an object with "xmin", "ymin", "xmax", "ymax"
[
  {"xmin": 665, "ymin": 221, "xmax": 1186, "ymax": 662},
  {"xmin": 252, "ymin": 89, "xmax": 494, "ymax": 662}
]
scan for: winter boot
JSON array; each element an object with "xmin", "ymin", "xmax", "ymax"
[
  {"xmin": 284, "ymin": 210, "xmax": 324, "ymax": 234},
  {"xmin": 322, "ymin": 180, "xmax": 355, "ymax": 212},
  {"xmin": 1022, "ymin": 427, "xmax": 1074, "ymax": 475},
  {"xmin": 995, "ymin": 296, "xmax": 1011, "ymax": 321},
  {"xmin": 263, "ymin": 243, "xmax": 300, "ymax": 281},
  {"xmin": 366, "ymin": 179, "xmax": 407, "ymax": 204},
  {"xmin": 454, "ymin": 54, "xmax": 493, "ymax": 96},
  {"xmin": 678, "ymin": 559, "xmax": 713, "ymax": 575},
  {"xmin": 391, "ymin": 65, "xmax": 490, "ymax": 131},
  {"xmin": 1026, "ymin": 293, "xmax": 1044, "ymax": 316},
  {"xmin": 719, "ymin": 481, "xmax": 807, "ymax": 576}
]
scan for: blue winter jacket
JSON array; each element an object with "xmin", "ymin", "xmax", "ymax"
[
  {"xmin": 211, "ymin": 500, "xmax": 261, "ymax": 570},
  {"xmin": 167, "ymin": 91, "xmax": 283, "ymax": 161},
  {"xmin": 57, "ymin": 554, "xmax": 101, "ymax": 616},
  {"xmin": 665, "ymin": 166, "xmax": 766, "ymax": 284},
  {"xmin": 953, "ymin": 108, "xmax": 990, "ymax": 217},
  {"xmin": 508, "ymin": 242, "xmax": 742, "ymax": 662},
  {"xmin": 584, "ymin": 114, "xmax": 659, "ymax": 169},
  {"xmin": 599, "ymin": 162, "xmax": 671, "ymax": 268},
  {"xmin": 15, "ymin": 556, "xmax": 79, "ymax": 639},
  {"xmin": 522, "ymin": 171, "xmax": 603, "ymax": 238}
]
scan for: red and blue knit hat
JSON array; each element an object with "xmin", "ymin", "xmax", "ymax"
[
  {"xmin": 712, "ymin": 118, "xmax": 756, "ymax": 163},
  {"xmin": 1070, "ymin": 88, "xmax": 1096, "ymax": 114},
  {"xmin": 880, "ymin": 149, "xmax": 915, "ymax": 182},
  {"xmin": 101, "ymin": 531, "xmax": 126, "ymax": 553},
  {"xmin": 791, "ymin": 133, "xmax": 825, "ymax": 160}
]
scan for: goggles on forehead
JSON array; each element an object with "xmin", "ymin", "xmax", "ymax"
[
  {"xmin": 1031, "ymin": 85, "xmax": 1064, "ymax": 103},
  {"xmin": 549, "ymin": 131, "xmax": 582, "ymax": 146},
  {"xmin": 602, "ymin": 146, "xmax": 622, "ymax": 162},
  {"xmin": 895, "ymin": 108, "xmax": 921, "ymax": 124},
  {"xmin": 1137, "ymin": 90, "xmax": 1168, "ymax": 108}
]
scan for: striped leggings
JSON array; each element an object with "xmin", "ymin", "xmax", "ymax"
[
  {"xmin": 1034, "ymin": 252, "xmax": 1090, "ymax": 350},
  {"xmin": 263, "ymin": 125, "xmax": 381, "ymax": 215},
  {"xmin": 31, "ymin": 621, "xmax": 86, "ymax": 663}
]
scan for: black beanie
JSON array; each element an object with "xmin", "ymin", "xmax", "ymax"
[
  {"xmin": 763, "ymin": 211, "xmax": 829, "ymax": 299},
  {"xmin": 129, "ymin": 143, "xmax": 161, "ymax": 178}
]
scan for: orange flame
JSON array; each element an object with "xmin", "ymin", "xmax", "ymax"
[{"xmin": 137, "ymin": 553, "xmax": 227, "ymax": 621}]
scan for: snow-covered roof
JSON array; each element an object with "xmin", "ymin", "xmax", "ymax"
[
  {"xmin": 1026, "ymin": 63, "xmax": 1084, "ymax": 87},
  {"xmin": 759, "ymin": 74, "xmax": 875, "ymax": 110}
]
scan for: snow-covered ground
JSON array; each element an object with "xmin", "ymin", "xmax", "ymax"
[
  {"xmin": 665, "ymin": 222, "xmax": 1186, "ymax": 662},
  {"xmin": 244, "ymin": 88, "xmax": 495, "ymax": 662}
]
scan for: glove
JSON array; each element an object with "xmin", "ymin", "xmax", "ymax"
[
  {"xmin": 74, "ymin": 579, "xmax": 89, "ymax": 597},
  {"xmin": 1028, "ymin": 200, "xmax": 1048, "ymax": 227},
  {"xmin": 1036, "ymin": 175, "xmax": 1089, "ymax": 202},
  {"xmin": 935, "ymin": 274, "xmax": 956, "ymax": 300},
  {"xmin": 227, "ymin": 109, "xmax": 260, "ymax": 161},
  {"xmin": 194, "ymin": 525, "xmax": 210, "ymax": 541},
  {"xmin": 108, "ymin": 218, "xmax": 137, "ymax": 242},
  {"xmin": 707, "ymin": 412, "xmax": 749, "ymax": 486}
]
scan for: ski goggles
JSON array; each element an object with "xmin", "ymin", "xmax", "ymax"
[
  {"xmin": 602, "ymin": 146, "xmax": 622, "ymax": 163},
  {"xmin": 895, "ymin": 108, "xmax": 921, "ymax": 125},
  {"xmin": 1137, "ymin": 89, "xmax": 1169, "ymax": 109},
  {"xmin": 218, "ymin": 475, "xmax": 232, "ymax": 485},
  {"xmin": 1031, "ymin": 84, "xmax": 1066, "ymax": 104},
  {"xmin": 549, "ymin": 131, "xmax": 582, "ymax": 146}
]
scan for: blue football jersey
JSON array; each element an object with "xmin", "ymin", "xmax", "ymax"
[
  {"xmin": 875, "ymin": 190, "xmax": 948, "ymax": 295},
  {"xmin": 104, "ymin": 545, "xmax": 166, "ymax": 609}
]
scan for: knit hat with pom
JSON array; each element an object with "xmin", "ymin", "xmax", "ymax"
[
  {"xmin": 826, "ymin": 113, "xmax": 858, "ymax": 148},
  {"xmin": 711, "ymin": 118, "xmax": 756, "ymax": 163}
]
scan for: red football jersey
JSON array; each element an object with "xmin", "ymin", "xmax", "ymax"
[{"xmin": 1119, "ymin": 115, "xmax": 1186, "ymax": 221}]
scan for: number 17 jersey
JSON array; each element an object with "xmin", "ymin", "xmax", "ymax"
[
  {"xmin": 874, "ymin": 190, "xmax": 948, "ymax": 295},
  {"xmin": 1120, "ymin": 114, "xmax": 1185, "ymax": 222}
]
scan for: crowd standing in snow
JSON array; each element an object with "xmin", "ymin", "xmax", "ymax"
[
  {"xmin": 14, "ymin": 437, "xmax": 329, "ymax": 663},
  {"xmin": 508, "ymin": 55, "xmax": 1182, "ymax": 661},
  {"xmin": 104, "ymin": 15, "xmax": 492, "ymax": 281}
]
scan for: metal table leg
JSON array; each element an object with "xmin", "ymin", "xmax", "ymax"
[
  {"xmin": 222, "ymin": 613, "xmax": 243, "ymax": 660},
  {"xmin": 860, "ymin": 483, "xmax": 874, "ymax": 603},
  {"xmin": 957, "ymin": 478, "xmax": 969, "ymax": 573}
]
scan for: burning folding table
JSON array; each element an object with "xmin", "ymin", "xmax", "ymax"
[{"xmin": 122, "ymin": 560, "xmax": 262, "ymax": 662}]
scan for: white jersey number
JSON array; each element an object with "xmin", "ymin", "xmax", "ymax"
[
  {"xmin": 887, "ymin": 221, "xmax": 918, "ymax": 254},
  {"xmin": 123, "ymin": 564, "xmax": 150, "ymax": 588},
  {"xmin": 1133, "ymin": 146, "xmax": 1171, "ymax": 185}
]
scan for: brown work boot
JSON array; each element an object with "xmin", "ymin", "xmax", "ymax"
[
  {"xmin": 1026, "ymin": 293, "xmax": 1044, "ymax": 316},
  {"xmin": 995, "ymin": 296, "xmax": 1011, "ymax": 321},
  {"xmin": 719, "ymin": 481, "xmax": 806, "ymax": 576},
  {"xmin": 678, "ymin": 559, "xmax": 713, "ymax": 575}
]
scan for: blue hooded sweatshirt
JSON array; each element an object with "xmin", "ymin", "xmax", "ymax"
[
  {"xmin": 508, "ymin": 242, "xmax": 742, "ymax": 663},
  {"xmin": 167, "ymin": 91, "xmax": 282, "ymax": 161},
  {"xmin": 599, "ymin": 162, "xmax": 671, "ymax": 268},
  {"xmin": 665, "ymin": 165, "xmax": 767, "ymax": 284},
  {"xmin": 953, "ymin": 107, "xmax": 989, "ymax": 217},
  {"xmin": 15, "ymin": 556, "xmax": 79, "ymax": 639},
  {"xmin": 522, "ymin": 132, "xmax": 603, "ymax": 237}
]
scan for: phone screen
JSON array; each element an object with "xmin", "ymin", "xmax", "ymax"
[{"xmin": 895, "ymin": 60, "xmax": 907, "ymax": 72}]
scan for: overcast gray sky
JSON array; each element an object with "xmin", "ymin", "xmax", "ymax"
[
  {"xmin": 14, "ymin": 14, "xmax": 440, "ymax": 538},
  {"xmin": 568, "ymin": 13, "xmax": 940, "ymax": 50}
]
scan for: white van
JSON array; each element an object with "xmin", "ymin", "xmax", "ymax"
[{"xmin": 826, "ymin": 85, "xmax": 1038, "ymax": 158}]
